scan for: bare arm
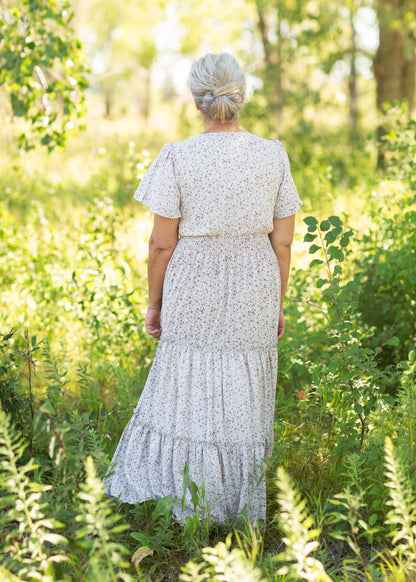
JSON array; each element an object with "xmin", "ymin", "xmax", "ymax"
[
  {"xmin": 146, "ymin": 214, "xmax": 180, "ymax": 339},
  {"xmin": 268, "ymin": 214, "xmax": 296, "ymax": 339}
]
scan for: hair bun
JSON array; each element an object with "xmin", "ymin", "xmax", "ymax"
[{"xmin": 189, "ymin": 52, "xmax": 246, "ymax": 123}]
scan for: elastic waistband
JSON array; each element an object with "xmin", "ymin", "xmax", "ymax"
[
  {"xmin": 176, "ymin": 233, "xmax": 272, "ymax": 251},
  {"xmin": 179, "ymin": 233, "xmax": 269, "ymax": 241}
]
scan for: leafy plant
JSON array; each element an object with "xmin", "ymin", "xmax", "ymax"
[
  {"xmin": 273, "ymin": 466, "xmax": 332, "ymax": 581},
  {"xmin": 0, "ymin": 0, "xmax": 89, "ymax": 151},
  {"xmin": 302, "ymin": 215, "xmax": 395, "ymax": 453},
  {"xmin": 0, "ymin": 405, "xmax": 72, "ymax": 579},
  {"xmin": 179, "ymin": 532, "xmax": 266, "ymax": 582},
  {"xmin": 383, "ymin": 436, "xmax": 416, "ymax": 575}
]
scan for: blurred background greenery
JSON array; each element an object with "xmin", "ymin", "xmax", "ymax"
[
  {"xmin": 1, "ymin": 0, "xmax": 415, "ymax": 372},
  {"xmin": 1, "ymin": 1, "xmax": 416, "ymax": 580}
]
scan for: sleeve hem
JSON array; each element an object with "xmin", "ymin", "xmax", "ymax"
[
  {"xmin": 133, "ymin": 196, "xmax": 182, "ymax": 219},
  {"xmin": 273, "ymin": 201, "xmax": 304, "ymax": 219}
]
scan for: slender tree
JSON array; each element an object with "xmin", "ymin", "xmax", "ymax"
[{"xmin": 374, "ymin": 0, "xmax": 416, "ymax": 167}]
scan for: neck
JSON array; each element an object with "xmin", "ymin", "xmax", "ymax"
[{"xmin": 201, "ymin": 117, "xmax": 243, "ymax": 133}]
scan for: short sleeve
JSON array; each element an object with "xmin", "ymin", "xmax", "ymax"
[
  {"xmin": 133, "ymin": 143, "xmax": 182, "ymax": 218},
  {"xmin": 273, "ymin": 140, "xmax": 303, "ymax": 219}
]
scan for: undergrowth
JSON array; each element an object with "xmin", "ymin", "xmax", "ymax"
[{"xmin": 1, "ymin": 112, "xmax": 416, "ymax": 579}]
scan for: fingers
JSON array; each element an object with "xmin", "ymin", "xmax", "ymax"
[
  {"xmin": 146, "ymin": 324, "xmax": 162, "ymax": 340},
  {"xmin": 145, "ymin": 307, "xmax": 162, "ymax": 339}
]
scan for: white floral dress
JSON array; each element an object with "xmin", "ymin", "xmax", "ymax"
[{"xmin": 103, "ymin": 131, "xmax": 303, "ymax": 526}]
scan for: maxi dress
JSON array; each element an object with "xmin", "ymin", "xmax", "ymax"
[{"xmin": 103, "ymin": 131, "xmax": 303, "ymax": 526}]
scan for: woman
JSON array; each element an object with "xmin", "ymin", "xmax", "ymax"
[{"xmin": 103, "ymin": 52, "xmax": 303, "ymax": 529}]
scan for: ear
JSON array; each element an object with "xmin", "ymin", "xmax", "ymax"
[{"xmin": 194, "ymin": 99, "xmax": 201, "ymax": 111}]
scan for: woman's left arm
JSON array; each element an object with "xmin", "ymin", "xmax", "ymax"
[
  {"xmin": 145, "ymin": 214, "xmax": 180, "ymax": 339},
  {"xmin": 269, "ymin": 214, "xmax": 296, "ymax": 340}
]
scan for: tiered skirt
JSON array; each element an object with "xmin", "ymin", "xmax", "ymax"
[{"xmin": 103, "ymin": 233, "xmax": 281, "ymax": 525}]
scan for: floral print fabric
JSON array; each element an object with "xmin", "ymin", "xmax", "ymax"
[
  {"xmin": 133, "ymin": 132, "xmax": 303, "ymax": 231},
  {"xmin": 103, "ymin": 132, "xmax": 303, "ymax": 526}
]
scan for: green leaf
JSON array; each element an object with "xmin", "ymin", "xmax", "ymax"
[
  {"xmin": 130, "ymin": 532, "xmax": 150, "ymax": 545},
  {"xmin": 309, "ymin": 244, "xmax": 321, "ymax": 254},
  {"xmin": 304, "ymin": 233, "xmax": 317, "ymax": 242},
  {"xmin": 340, "ymin": 236, "xmax": 350, "ymax": 248},
  {"xmin": 317, "ymin": 278, "xmax": 328, "ymax": 288},
  {"xmin": 385, "ymin": 336, "xmax": 400, "ymax": 347},
  {"xmin": 320, "ymin": 219, "xmax": 331, "ymax": 231},
  {"xmin": 325, "ymin": 227, "xmax": 342, "ymax": 243},
  {"xmin": 354, "ymin": 403, "xmax": 364, "ymax": 415},
  {"xmin": 304, "ymin": 216, "xmax": 318, "ymax": 227},
  {"xmin": 328, "ymin": 215, "xmax": 342, "ymax": 227},
  {"xmin": 310, "ymin": 259, "xmax": 324, "ymax": 267},
  {"xmin": 327, "ymin": 246, "xmax": 343, "ymax": 260},
  {"xmin": 10, "ymin": 93, "xmax": 27, "ymax": 117}
]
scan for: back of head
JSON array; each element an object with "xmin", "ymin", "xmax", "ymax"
[{"xmin": 189, "ymin": 53, "xmax": 246, "ymax": 123}]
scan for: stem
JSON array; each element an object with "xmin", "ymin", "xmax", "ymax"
[
  {"xmin": 317, "ymin": 227, "xmax": 342, "ymax": 324},
  {"xmin": 350, "ymin": 511, "xmax": 371, "ymax": 582},
  {"xmin": 24, "ymin": 329, "xmax": 35, "ymax": 457}
]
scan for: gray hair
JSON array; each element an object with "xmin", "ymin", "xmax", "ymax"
[{"xmin": 189, "ymin": 53, "xmax": 246, "ymax": 123}]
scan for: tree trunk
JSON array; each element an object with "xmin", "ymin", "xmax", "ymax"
[
  {"xmin": 348, "ymin": 7, "xmax": 359, "ymax": 132},
  {"xmin": 104, "ymin": 87, "xmax": 113, "ymax": 118},
  {"xmin": 374, "ymin": 0, "xmax": 416, "ymax": 167},
  {"xmin": 255, "ymin": 0, "xmax": 283, "ymax": 116},
  {"xmin": 139, "ymin": 67, "xmax": 152, "ymax": 122}
]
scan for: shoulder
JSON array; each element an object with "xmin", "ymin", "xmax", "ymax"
[
  {"xmin": 243, "ymin": 133, "xmax": 289, "ymax": 155},
  {"xmin": 271, "ymin": 138, "xmax": 288, "ymax": 154},
  {"xmin": 169, "ymin": 134, "xmax": 203, "ymax": 154}
]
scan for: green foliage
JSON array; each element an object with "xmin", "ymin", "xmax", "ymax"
[
  {"xmin": 180, "ymin": 533, "xmax": 266, "ymax": 582},
  {"xmin": 0, "ymin": 0, "xmax": 89, "ymax": 151},
  {"xmin": 0, "ymin": 406, "xmax": 71, "ymax": 579},
  {"xmin": 0, "ymin": 329, "xmax": 35, "ymax": 442},
  {"xmin": 1, "ymin": 88, "xmax": 416, "ymax": 580},
  {"xmin": 384, "ymin": 436, "xmax": 416, "ymax": 573},
  {"xmin": 352, "ymin": 110, "xmax": 416, "ymax": 372},
  {"xmin": 300, "ymin": 214, "xmax": 394, "ymax": 455},
  {"xmin": 0, "ymin": 191, "xmax": 153, "ymax": 368},
  {"xmin": 74, "ymin": 455, "xmax": 133, "ymax": 580},
  {"xmin": 0, "ymin": 402, "xmax": 136, "ymax": 580},
  {"xmin": 274, "ymin": 467, "xmax": 332, "ymax": 581}
]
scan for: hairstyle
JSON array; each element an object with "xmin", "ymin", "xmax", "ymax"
[{"xmin": 189, "ymin": 52, "xmax": 246, "ymax": 123}]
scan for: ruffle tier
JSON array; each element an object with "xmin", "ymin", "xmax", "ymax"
[{"xmin": 103, "ymin": 340, "xmax": 277, "ymax": 525}]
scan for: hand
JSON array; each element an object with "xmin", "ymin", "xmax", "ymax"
[
  {"xmin": 277, "ymin": 310, "xmax": 285, "ymax": 340},
  {"xmin": 145, "ymin": 307, "xmax": 162, "ymax": 340}
]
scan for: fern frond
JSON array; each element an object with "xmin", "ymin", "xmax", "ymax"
[
  {"xmin": 0, "ymin": 405, "xmax": 71, "ymax": 578},
  {"xmin": 75, "ymin": 455, "xmax": 134, "ymax": 581},
  {"xmin": 180, "ymin": 533, "xmax": 265, "ymax": 582},
  {"xmin": 274, "ymin": 466, "xmax": 333, "ymax": 582},
  {"xmin": 384, "ymin": 436, "xmax": 416, "ymax": 564}
]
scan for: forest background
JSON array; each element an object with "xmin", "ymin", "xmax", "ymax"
[{"xmin": 1, "ymin": 0, "xmax": 416, "ymax": 580}]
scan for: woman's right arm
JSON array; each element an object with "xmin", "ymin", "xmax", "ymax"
[{"xmin": 268, "ymin": 214, "xmax": 296, "ymax": 339}]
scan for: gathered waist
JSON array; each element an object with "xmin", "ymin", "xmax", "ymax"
[{"xmin": 175, "ymin": 233, "xmax": 273, "ymax": 253}]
